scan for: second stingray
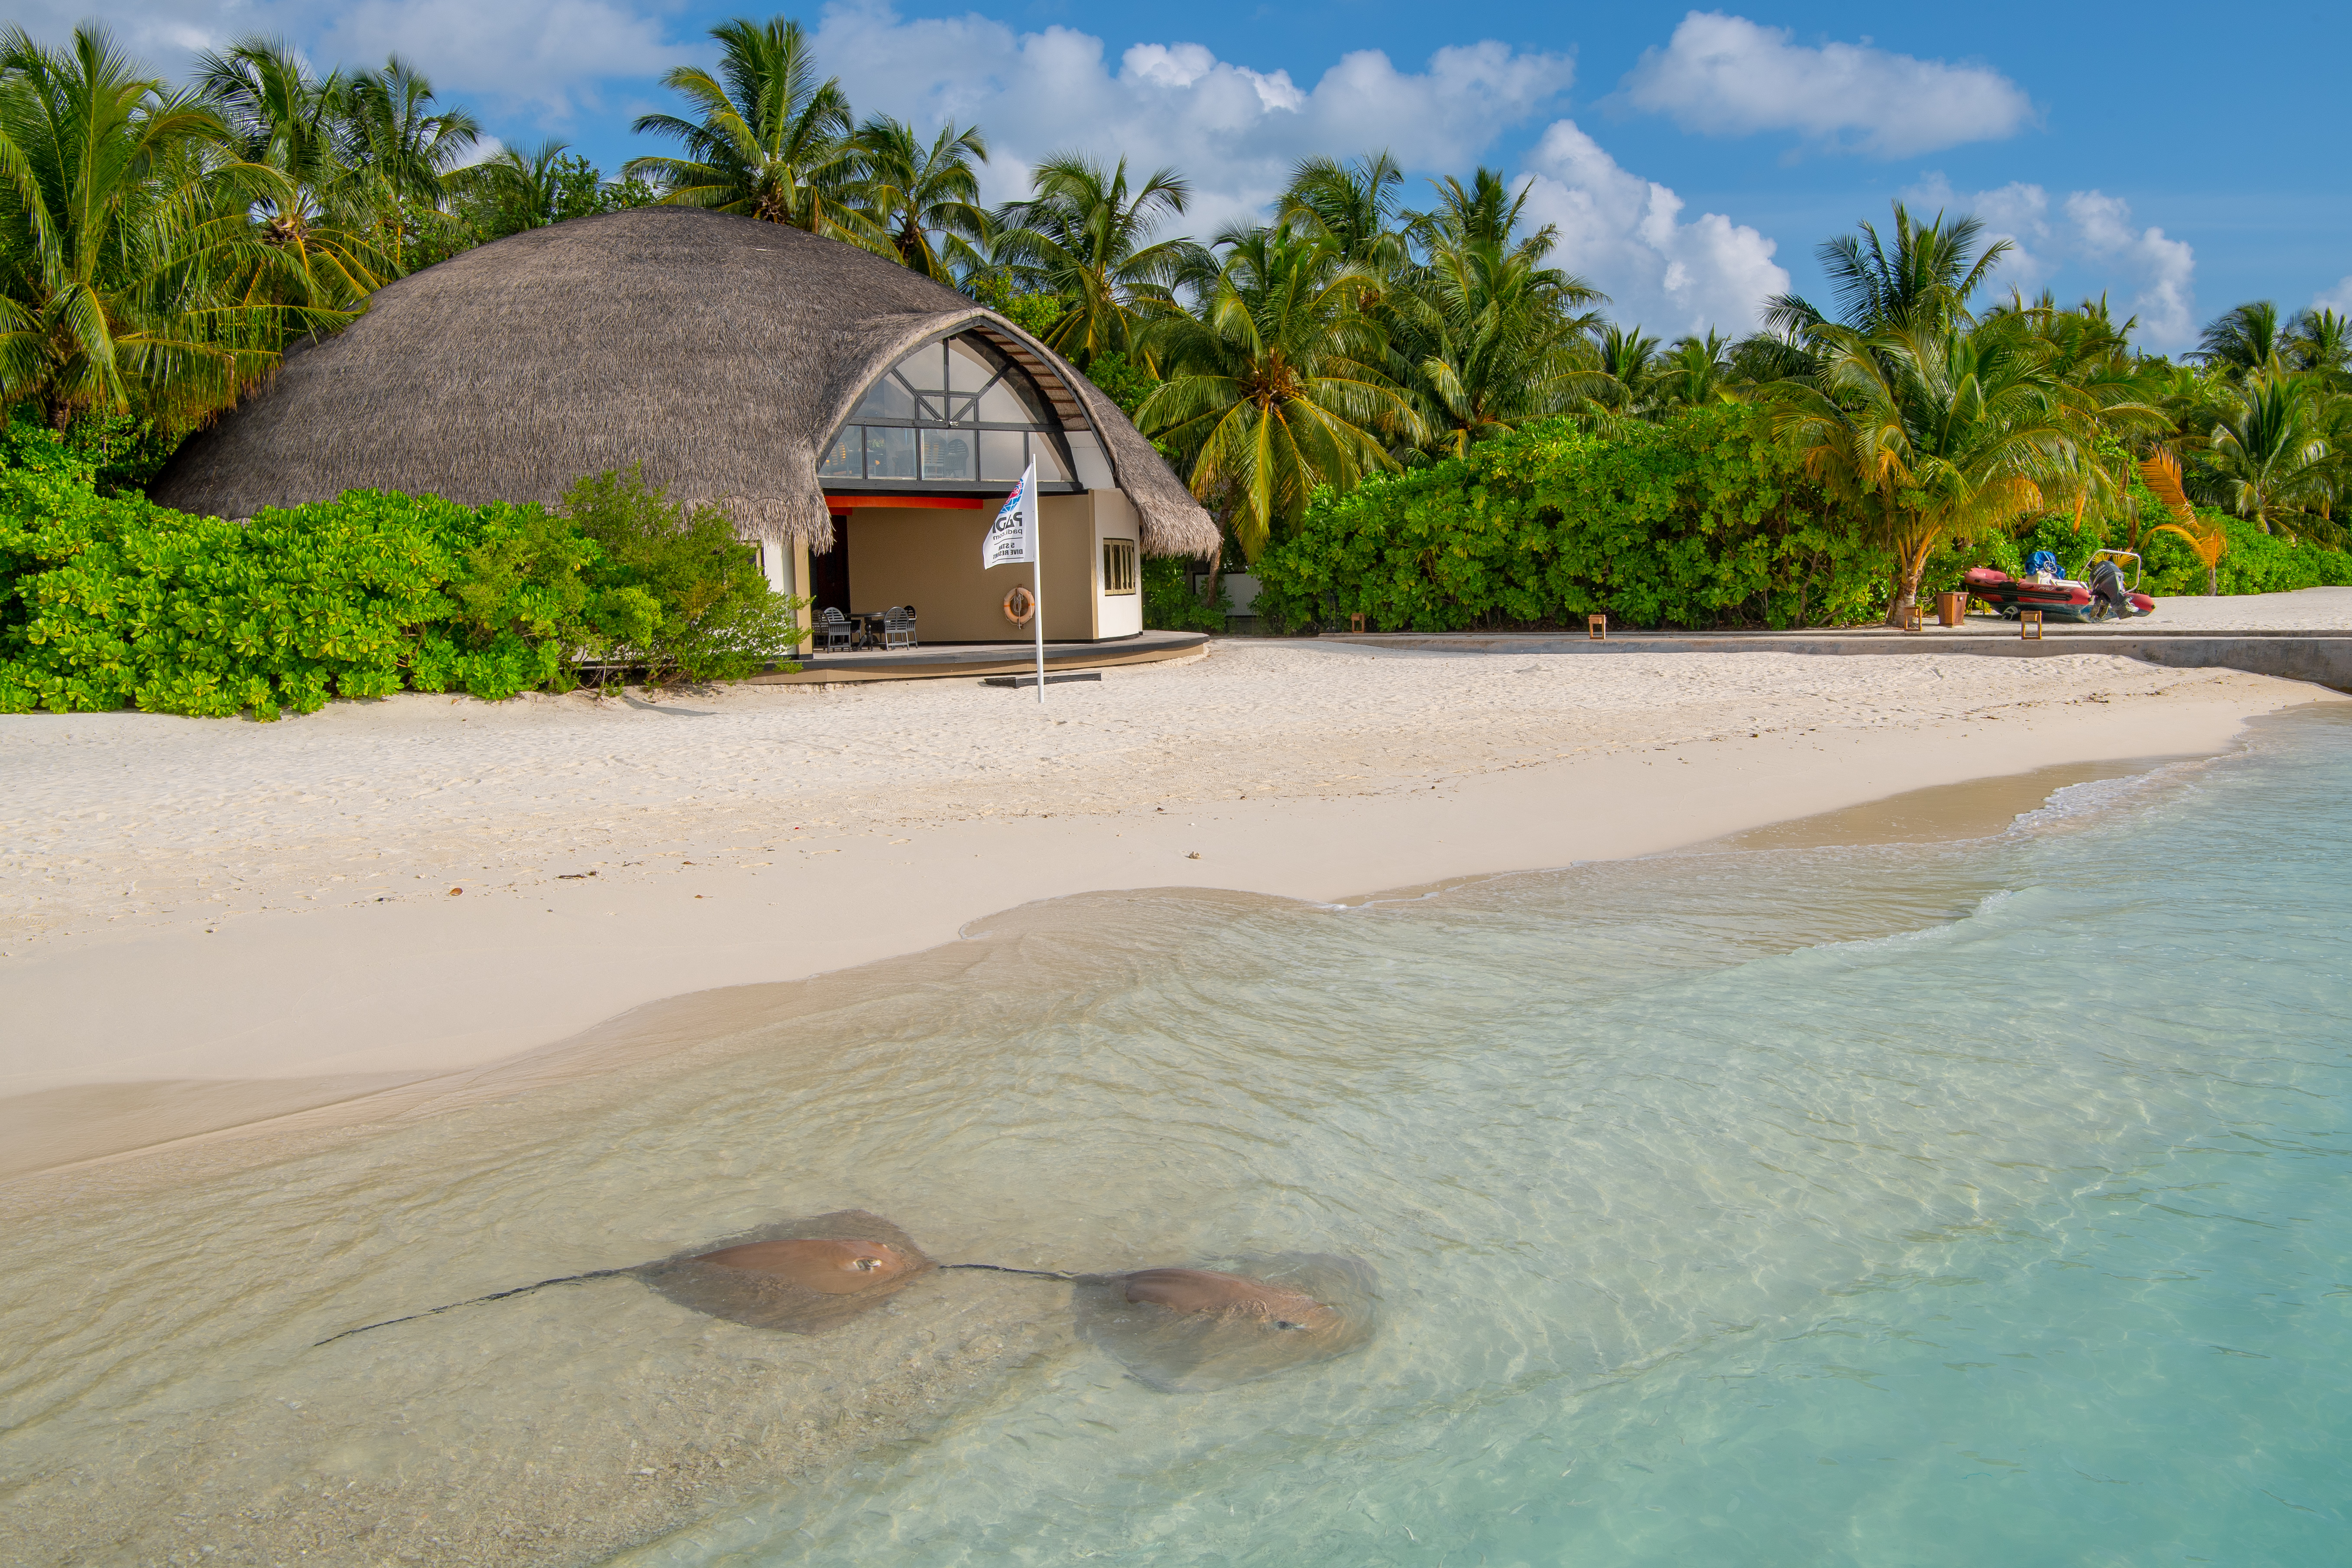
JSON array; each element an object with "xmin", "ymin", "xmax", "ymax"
[{"xmin": 1060, "ymin": 1253, "xmax": 1381, "ymax": 1393}]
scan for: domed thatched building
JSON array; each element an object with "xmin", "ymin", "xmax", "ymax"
[{"xmin": 152, "ymin": 207, "xmax": 1217, "ymax": 646}]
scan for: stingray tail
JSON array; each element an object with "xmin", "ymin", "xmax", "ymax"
[
  {"xmin": 939, "ymin": 1263, "xmax": 1089, "ymax": 1282},
  {"xmin": 313, "ymin": 1267, "xmax": 636, "ymax": 1347}
]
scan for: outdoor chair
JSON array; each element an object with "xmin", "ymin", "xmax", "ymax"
[
  {"xmin": 818, "ymin": 606, "xmax": 853, "ymax": 651},
  {"xmin": 883, "ymin": 605, "xmax": 918, "ymax": 649}
]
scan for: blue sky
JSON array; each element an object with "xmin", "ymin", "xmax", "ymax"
[{"xmin": 42, "ymin": 0, "xmax": 2350, "ymax": 349}]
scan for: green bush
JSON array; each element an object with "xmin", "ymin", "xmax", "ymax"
[
  {"xmin": 0, "ymin": 457, "xmax": 803, "ymax": 719},
  {"xmin": 1142, "ymin": 554, "xmax": 1228, "ymax": 632},
  {"xmin": 1253, "ymin": 406, "xmax": 1889, "ymax": 633},
  {"xmin": 560, "ymin": 466, "xmax": 801, "ymax": 685},
  {"xmin": 2, "ymin": 412, "xmax": 182, "ymax": 497}
]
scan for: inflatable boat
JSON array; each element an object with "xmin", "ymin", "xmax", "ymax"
[{"xmin": 1964, "ymin": 550, "xmax": 2155, "ymax": 623}]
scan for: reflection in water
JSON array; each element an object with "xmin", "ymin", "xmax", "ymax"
[{"xmin": 2, "ymin": 712, "xmax": 2347, "ymax": 1568}]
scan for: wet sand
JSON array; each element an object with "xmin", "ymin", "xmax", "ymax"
[{"xmin": 3, "ymin": 646, "xmax": 2341, "ymax": 1178}]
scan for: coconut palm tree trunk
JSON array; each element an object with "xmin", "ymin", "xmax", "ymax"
[{"xmin": 1885, "ymin": 512, "xmax": 1939, "ymax": 627}]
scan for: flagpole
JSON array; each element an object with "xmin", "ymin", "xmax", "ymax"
[{"xmin": 984, "ymin": 460, "xmax": 1046, "ymax": 704}]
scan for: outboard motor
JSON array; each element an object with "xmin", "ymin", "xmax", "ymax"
[{"xmin": 2087, "ymin": 557, "xmax": 2133, "ymax": 618}]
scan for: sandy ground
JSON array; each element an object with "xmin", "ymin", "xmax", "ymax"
[
  {"xmin": 3, "ymin": 638, "xmax": 2344, "ymax": 1172},
  {"xmin": 2135, "ymin": 584, "xmax": 2352, "ymax": 628}
]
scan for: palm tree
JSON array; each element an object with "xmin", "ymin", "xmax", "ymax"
[
  {"xmin": 1753, "ymin": 203, "xmax": 2011, "ymax": 371},
  {"xmin": 2196, "ymin": 370, "xmax": 2332, "ymax": 532},
  {"xmin": 194, "ymin": 38, "xmax": 385, "ymax": 304},
  {"xmin": 1388, "ymin": 235, "xmax": 1603, "ymax": 454},
  {"xmin": 2194, "ymin": 301, "xmax": 2288, "ymax": 378},
  {"xmin": 2139, "ymin": 448, "xmax": 2226, "ymax": 596},
  {"xmin": 1573, "ymin": 324, "xmax": 1668, "ymax": 419},
  {"xmin": 1138, "ymin": 223, "xmax": 1421, "ymax": 561},
  {"xmin": 2289, "ymin": 308, "xmax": 2352, "ymax": 387},
  {"xmin": 626, "ymin": 16, "xmax": 881, "ymax": 250},
  {"xmin": 455, "ymin": 138, "xmax": 575, "ymax": 237},
  {"xmin": 0, "ymin": 25, "xmax": 321, "ymax": 432},
  {"xmin": 1280, "ymin": 151, "xmax": 1409, "ymax": 277},
  {"xmin": 853, "ymin": 115, "xmax": 989, "ymax": 285},
  {"xmin": 332, "ymin": 57, "xmax": 480, "ymax": 269},
  {"xmin": 990, "ymin": 155, "xmax": 1203, "ymax": 370},
  {"xmin": 1405, "ymin": 168, "xmax": 1558, "ymax": 261},
  {"xmin": 1656, "ymin": 330, "xmax": 1740, "ymax": 410},
  {"xmin": 1768, "ymin": 315, "xmax": 2099, "ymax": 625}
]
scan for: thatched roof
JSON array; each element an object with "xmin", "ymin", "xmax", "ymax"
[{"xmin": 150, "ymin": 208, "xmax": 1217, "ymax": 557}]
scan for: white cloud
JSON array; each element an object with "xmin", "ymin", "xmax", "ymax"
[
  {"xmin": 807, "ymin": 1, "xmax": 1573, "ymax": 237},
  {"xmin": 19, "ymin": 0, "xmax": 1797, "ymax": 336},
  {"xmin": 7, "ymin": 0, "xmax": 691, "ymax": 118},
  {"xmin": 1516, "ymin": 120, "xmax": 1789, "ymax": 335},
  {"xmin": 1905, "ymin": 174, "xmax": 2197, "ymax": 347},
  {"xmin": 1622, "ymin": 11, "xmax": 2033, "ymax": 158},
  {"xmin": 2313, "ymin": 277, "xmax": 2352, "ymax": 314},
  {"xmin": 2064, "ymin": 192, "xmax": 2194, "ymax": 344}
]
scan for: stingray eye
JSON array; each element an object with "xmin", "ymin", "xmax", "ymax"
[
  {"xmin": 851, "ymin": 1257, "xmax": 879, "ymax": 1271},
  {"xmin": 1274, "ymin": 1319, "xmax": 1302, "ymax": 1331}
]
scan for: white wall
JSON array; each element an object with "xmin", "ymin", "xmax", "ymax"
[{"xmin": 1090, "ymin": 489, "xmax": 1143, "ymax": 639}]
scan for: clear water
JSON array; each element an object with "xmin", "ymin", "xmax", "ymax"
[{"xmin": 3, "ymin": 710, "xmax": 2346, "ymax": 1567}]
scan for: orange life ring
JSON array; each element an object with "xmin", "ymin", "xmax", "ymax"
[{"xmin": 1003, "ymin": 584, "xmax": 1037, "ymax": 625}]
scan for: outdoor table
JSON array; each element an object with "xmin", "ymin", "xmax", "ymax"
[{"xmin": 847, "ymin": 610, "xmax": 890, "ymax": 648}]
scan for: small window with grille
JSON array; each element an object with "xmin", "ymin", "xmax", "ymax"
[{"xmin": 1101, "ymin": 538, "xmax": 1138, "ymax": 595}]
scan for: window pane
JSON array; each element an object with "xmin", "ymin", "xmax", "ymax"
[
  {"xmin": 1101, "ymin": 539, "xmax": 1137, "ymax": 594},
  {"xmin": 1030, "ymin": 437, "xmax": 1070, "ymax": 484},
  {"xmin": 853, "ymin": 376, "xmax": 915, "ymax": 421},
  {"xmin": 947, "ymin": 338, "xmax": 994, "ymax": 392},
  {"xmin": 898, "ymin": 344, "xmax": 948, "ymax": 391},
  {"xmin": 976, "ymin": 379, "xmax": 1033, "ymax": 425},
  {"xmin": 865, "ymin": 425, "xmax": 917, "ymax": 479},
  {"xmin": 980, "ymin": 429, "xmax": 1028, "ymax": 482},
  {"xmin": 818, "ymin": 428, "xmax": 860, "ymax": 477},
  {"xmin": 921, "ymin": 429, "xmax": 974, "ymax": 481}
]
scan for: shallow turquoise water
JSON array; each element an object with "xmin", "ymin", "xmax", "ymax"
[
  {"xmin": 6, "ymin": 712, "xmax": 2344, "ymax": 1566},
  {"xmin": 625, "ymin": 708, "xmax": 2351, "ymax": 1567}
]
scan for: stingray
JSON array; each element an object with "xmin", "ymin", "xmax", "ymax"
[
  {"xmin": 1041, "ymin": 1253, "xmax": 1380, "ymax": 1392},
  {"xmin": 318, "ymin": 1217, "xmax": 1379, "ymax": 1393},
  {"xmin": 316, "ymin": 1209, "xmax": 934, "ymax": 1345}
]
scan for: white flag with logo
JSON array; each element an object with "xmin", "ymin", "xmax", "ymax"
[{"xmin": 982, "ymin": 459, "xmax": 1037, "ymax": 568}]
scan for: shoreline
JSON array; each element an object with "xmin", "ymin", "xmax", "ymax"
[
  {"xmin": 3, "ymin": 647, "xmax": 2342, "ymax": 1178},
  {"xmin": 6, "ymin": 694, "xmax": 2339, "ymax": 1568}
]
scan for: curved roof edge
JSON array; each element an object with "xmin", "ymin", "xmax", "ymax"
[{"xmin": 148, "ymin": 209, "xmax": 1219, "ymax": 558}]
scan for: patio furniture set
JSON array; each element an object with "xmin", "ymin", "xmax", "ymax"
[{"xmin": 817, "ymin": 606, "xmax": 919, "ymax": 652}]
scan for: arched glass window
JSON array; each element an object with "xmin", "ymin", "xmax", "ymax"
[{"xmin": 819, "ymin": 334, "xmax": 1074, "ymax": 487}]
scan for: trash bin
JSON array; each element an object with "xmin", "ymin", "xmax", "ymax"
[{"xmin": 1936, "ymin": 591, "xmax": 1967, "ymax": 627}]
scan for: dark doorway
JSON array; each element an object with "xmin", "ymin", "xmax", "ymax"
[{"xmin": 810, "ymin": 517, "xmax": 851, "ymax": 614}]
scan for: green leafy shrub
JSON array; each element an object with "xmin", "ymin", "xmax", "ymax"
[
  {"xmin": 0, "ymin": 459, "xmax": 803, "ymax": 719},
  {"xmin": 1142, "ymin": 554, "xmax": 1227, "ymax": 632},
  {"xmin": 560, "ymin": 466, "xmax": 801, "ymax": 685},
  {"xmin": 1, "ymin": 414, "xmax": 181, "ymax": 496},
  {"xmin": 1253, "ymin": 406, "xmax": 1888, "ymax": 633}
]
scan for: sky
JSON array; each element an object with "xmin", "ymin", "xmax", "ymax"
[{"xmin": 32, "ymin": 0, "xmax": 2351, "ymax": 351}]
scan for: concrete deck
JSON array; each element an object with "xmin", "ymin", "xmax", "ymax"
[
  {"xmin": 1319, "ymin": 619, "xmax": 2352, "ymax": 692},
  {"xmin": 746, "ymin": 628, "xmax": 1207, "ymax": 684}
]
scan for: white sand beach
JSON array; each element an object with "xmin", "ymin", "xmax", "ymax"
[{"xmin": 3, "ymin": 638, "xmax": 2343, "ymax": 1172}]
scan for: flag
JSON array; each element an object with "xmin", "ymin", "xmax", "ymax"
[{"xmin": 982, "ymin": 459, "xmax": 1037, "ymax": 568}]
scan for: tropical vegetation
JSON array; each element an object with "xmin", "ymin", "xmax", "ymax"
[
  {"xmin": 0, "ymin": 429, "xmax": 802, "ymax": 715},
  {"xmin": 4, "ymin": 10, "xmax": 2350, "ymax": 709}
]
